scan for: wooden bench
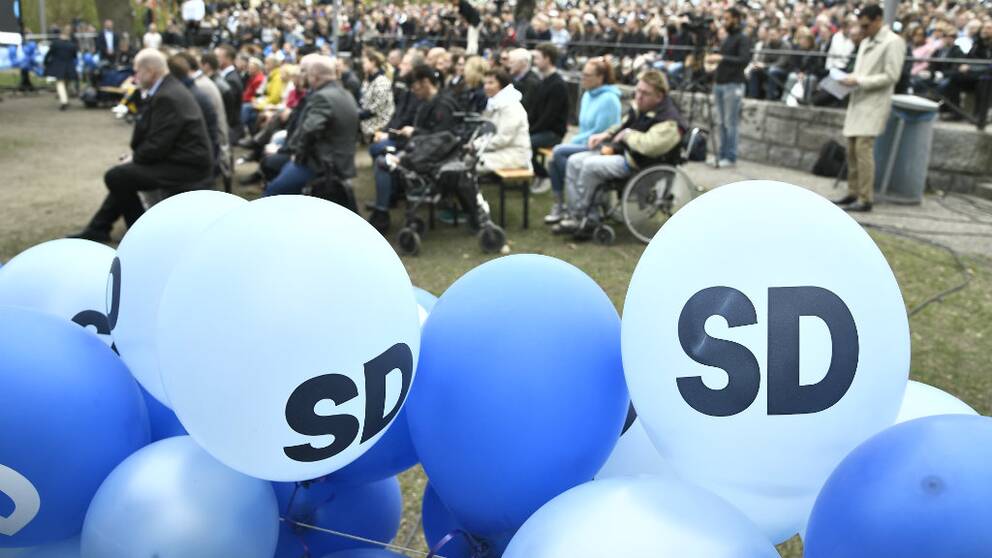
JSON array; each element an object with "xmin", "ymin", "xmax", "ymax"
[{"xmin": 493, "ymin": 167, "xmax": 534, "ymax": 229}]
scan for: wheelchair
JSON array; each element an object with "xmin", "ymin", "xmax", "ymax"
[
  {"xmin": 574, "ymin": 128, "xmax": 706, "ymax": 245},
  {"xmin": 387, "ymin": 114, "xmax": 507, "ymax": 256}
]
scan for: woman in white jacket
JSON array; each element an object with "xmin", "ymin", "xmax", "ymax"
[{"xmin": 477, "ymin": 69, "xmax": 532, "ymax": 172}]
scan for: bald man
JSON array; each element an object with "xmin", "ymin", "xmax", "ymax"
[
  {"xmin": 69, "ymin": 48, "xmax": 213, "ymax": 241},
  {"xmin": 263, "ymin": 55, "xmax": 358, "ymax": 197}
]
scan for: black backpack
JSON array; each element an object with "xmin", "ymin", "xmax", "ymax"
[
  {"xmin": 812, "ymin": 140, "xmax": 847, "ymax": 178},
  {"xmin": 400, "ymin": 131, "xmax": 463, "ymax": 175}
]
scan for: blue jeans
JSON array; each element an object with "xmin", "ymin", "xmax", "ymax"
[
  {"xmin": 263, "ymin": 161, "xmax": 315, "ymax": 196},
  {"xmin": 530, "ymin": 131, "xmax": 562, "ymax": 178},
  {"xmin": 549, "ymin": 143, "xmax": 588, "ymax": 198},
  {"xmin": 714, "ymin": 83, "xmax": 744, "ymax": 163},
  {"xmin": 373, "ymin": 155, "xmax": 394, "ymax": 210},
  {"xmin": 241, "ymin": 103, "xmax": 258, "ymax": 133},
  {"xmin": 369, "ymin": 138, "xmax": 396, "ymax": 158}
]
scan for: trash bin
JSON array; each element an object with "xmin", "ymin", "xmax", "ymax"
[{"xmin": 873, "ymin": 94, "xmax": 940, "ymax": 204}]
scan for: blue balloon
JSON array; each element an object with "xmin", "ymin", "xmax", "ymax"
[
  {"xmin": 274, "ymin": 477, "xmax": 402, "ymax": 558},
  {"xmin": 413, "ymin": 287, "xmax": 438, "ymax": 313},
  {"xmin": 139, "ymin": 384, "xmax": 186, "ymax": 442},
  {"xmin": 274, "ymin": 477, "xmax": 338, "ymax": 518},
  {"xmin": 18, "ymin": 536, "xmax": 80, "ymax": 557},
  {"xmin": 407, "ymin": 255, "xmax": 628, "ymax": 539},
  {"xmin": 80, "ymin": 437, "xmax": 279, "ymax": 558},
  {"xmin": 328, "ymin": 410, "xmax": 417, "ymax": 485},
  {"xmin": 422, "ymin": 484, "xmax": 474, "ymax": 558},
  {"xmin": 805, "ymin": 415, "xmax": 992, "ymax": 557},
  {"xmin": 0, "ymin": 306, "xmax": 149, "ymax": 548},
  {"xmin": 320, "ymin": 550, "xmax": 407, "ymax": 558}
]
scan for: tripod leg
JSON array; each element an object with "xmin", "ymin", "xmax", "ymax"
[{"xmin": 706, "ymin": 89, "xmax": 720, "ymax": 168}]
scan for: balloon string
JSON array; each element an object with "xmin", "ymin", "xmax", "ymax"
[
  {"xmin": 427, "ymin": 529, "xmax": 488, "ymax": 558},
  {"xmin": 281, "ymin": 517, "xmax": 448, "ymax": 558}
]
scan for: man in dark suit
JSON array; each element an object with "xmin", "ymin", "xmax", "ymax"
[
  {"xmin": 263, "ymin": 54, "xmax": 358, "ymax": 197},
  {"xmin": 214, "ymin": 44, "xmax": 244, "ymax": 142},
  {"xmin": 95, "ymin": 19, "xmax": 119, "ymax": 64},
  {"xmin": 508, "ymin": 47, "xmax": 541, "ymax": 113},
  {"xmin": 68, "ymin": 49, "xmax": 213, "ymax": 242}
]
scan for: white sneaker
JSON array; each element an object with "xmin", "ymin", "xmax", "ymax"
[
  {"xmin": 531, "ymin": 177, "xmax": 551, "ymax": 194},
  {"xmin": 544, "ymin": 202, "xmax": 567, "ymax": 224},
  {"xmin": 716, "ymin": 159, "xmax": 736, "ymax": 168}
]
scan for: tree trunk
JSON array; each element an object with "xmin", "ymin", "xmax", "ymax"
[
  {"xmin": 513, "ymin": 0, "xmax": 535, "ymax": 40},
  {"xmin": 94, "ymin": 0, "xmax": 134, "ymax": 36}
]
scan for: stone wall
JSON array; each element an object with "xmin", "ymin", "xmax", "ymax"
[{"xmin": 666, "ymin": 91, "xmax": 992, "ymax": 194}]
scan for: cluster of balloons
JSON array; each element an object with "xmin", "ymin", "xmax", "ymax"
[
  {"xmin": 0, "ymin": 193, "xmax": 423, "ymax": 557},
  {"xmin": 1, "ymin": 181, "xmax": 990, "ymax": 558}
]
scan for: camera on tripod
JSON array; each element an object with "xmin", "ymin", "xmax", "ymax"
[{"xmin": 681, "ymin": 13, "xmax": 714, "ymax": 32}]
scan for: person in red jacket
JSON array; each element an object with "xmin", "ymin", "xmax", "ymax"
[{"xmin": 241, "ymin": 57, "xmax": 266, "ymax": 134}]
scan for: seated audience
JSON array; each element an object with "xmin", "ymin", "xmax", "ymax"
[
  {"xmin": 262, "ymin": 55, "xmax": 359, "ymax": 197},
  {"xmin": 359, "ymin": 49, "xmax": 396, "ymax": 142},
  {"xmin": 368, "ymin": 63, "xmax": 461, "ymax": 232},
  {"xmin": 554, "ymin": 70, "xmax": 684, "ymax": 236},
  {"xmin": 545, "ymin": 57, "xmax": 622, "ymax": 224},
  {"xmin": 69, "ymin": 49, "xmax": 213, "ymax": 241},
  {"xmin": 477, "ymin": 69, "xmax": 532, "ymax": 173}
]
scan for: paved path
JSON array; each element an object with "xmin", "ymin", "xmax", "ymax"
[{"xmin": 682, "ymin": 160, "xmax": 992, "ymax": 258}]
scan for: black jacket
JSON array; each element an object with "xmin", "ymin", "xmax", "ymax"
[
  {"xmin": 221, "ymin": 68, "xmax": 243, "ymax": 127},
  {"xmin": 43, "ymin": 39, "xmax": 77, "ymax": 80},
  {"xmin": 412, "ymin": 89, "xmax": 460, "ymax": 136},
  {"xmin": 287, "ymin": 81, "xmax": 359, "ymax": 178},
  {"xmin": 528, "ymin": 71, "xmax": 569, "ymax": 137},
  {"xmin": 715, "ymin": 30, "xmax": 752, "ymax": 84},
  {"xmin": 513, "ymin": 70, "xmax": 541, "ymax": 114},
  {"xmin": 132, "ymin": 75, "xmax": 213, "ymax": 171},
  {"xmin": 95, "ymin": 30, "xmax": 119, "ymax": 63},
  {"xmin": 385, "ymin": 87, "xmax": 423, "ymax": 139},
  {"xmin": 181, "ymin": 77, "xmax": 220, "ymax": 161}
]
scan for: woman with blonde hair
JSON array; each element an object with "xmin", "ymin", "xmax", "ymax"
[
  {"xmin": 456, "ymin": 55, "xmax": 489, "ymax": 112},
  {"xmin": 359, "ymin": 48, "xmax": 395, "ymax": 141}
]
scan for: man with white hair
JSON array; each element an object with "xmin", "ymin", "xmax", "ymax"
[
  {"xmin": 69, "ymin": 48, "xmax": 213, "ymax": 242},
  {"xmin": 263, "ymin": 54, "xmax": 359, "ymax": 197},
  {"xmin": 508, "ymin": 47, "xmax": 540, "ymax": 113}
]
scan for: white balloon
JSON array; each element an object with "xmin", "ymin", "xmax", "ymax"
[
  {"xmin": 896, "ymin": 380, "xmax": 978, "ymax": 423},
  {"xmin": 503, "ymin": 476, "xmax": 780, "ymax": 558},
  {"xmin": 622, "ymin": 181, "xmax": 909, "ymax": 542},
  {"xmin": 157, "ymin": 196, "xmax": 421, "ymax": 482},
  {"xmin": 596, "ymin": 417, "xmax": 673, "ymax": 480},
  {"xmin": 110, "ymin": 191, "xmax": 247, "ymax": 406},
  {"xmin": 0, "ymin": 239, "xmax": 116, "ymax": 346}
]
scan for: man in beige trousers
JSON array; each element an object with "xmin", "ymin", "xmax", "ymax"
[{"xmin": 836, "ymin": 4, "xmax": 906, "ymax": 212}]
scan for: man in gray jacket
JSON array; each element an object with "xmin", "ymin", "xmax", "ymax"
[
  {"xmin": 263, "ymin": 54, "xmax": 358, "ymax": 197},
  {"xmin": 835, "ymin": 4, "xmax": 906, "ymax": 212}
]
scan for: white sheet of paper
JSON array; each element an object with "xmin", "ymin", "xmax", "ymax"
[
  {"xmin": 820, "ymin": 76, "xmax": 854, "ymax": 100},
  {"xmin": 829, "ymin": 68, "xmax": 850, "ymax": 81}
]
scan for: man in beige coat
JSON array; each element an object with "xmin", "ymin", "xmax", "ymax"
[{"xmin": 836, "ymin": 4, "xmax": 906, "ymax": 212}]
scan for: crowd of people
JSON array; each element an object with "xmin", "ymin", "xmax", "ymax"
[{"xmin": 34, "ymin": 0, "xmax": 989, "ymax": 241}]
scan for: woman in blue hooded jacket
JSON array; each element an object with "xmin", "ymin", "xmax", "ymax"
[{"xmin": 545, "ymin": 58, "xmax": 622, "ymax": 224}]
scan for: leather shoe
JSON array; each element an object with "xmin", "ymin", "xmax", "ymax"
[
  {"xmin": 844, "ymin": 200, "xmax": 873, "ymax": 212},
  {"xmin": 833, "ymin": 195, "xmax": 857, "ymax": 206},
  {"xmin": 66, "ymin": 228, "xmax": 111, "ymax": 243}
]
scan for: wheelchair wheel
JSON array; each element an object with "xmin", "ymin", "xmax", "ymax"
[
  {"xmin": 621, "ymin": 165, "xmax": 695, "ymax": 244},
  {"xmin": 593, "ymin": 223, "xmax": 616, "ymax": 246},
  {"xmin": 479, "ymin": 225, "xmax": 506, "ymax": 254},
  {"xmin": 396, "ymin": 228, "xmax": 421, "ymax": 256},
  {"xmin": 406, "ymin": 215, "xmax": 427, "ymax": 235}
]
